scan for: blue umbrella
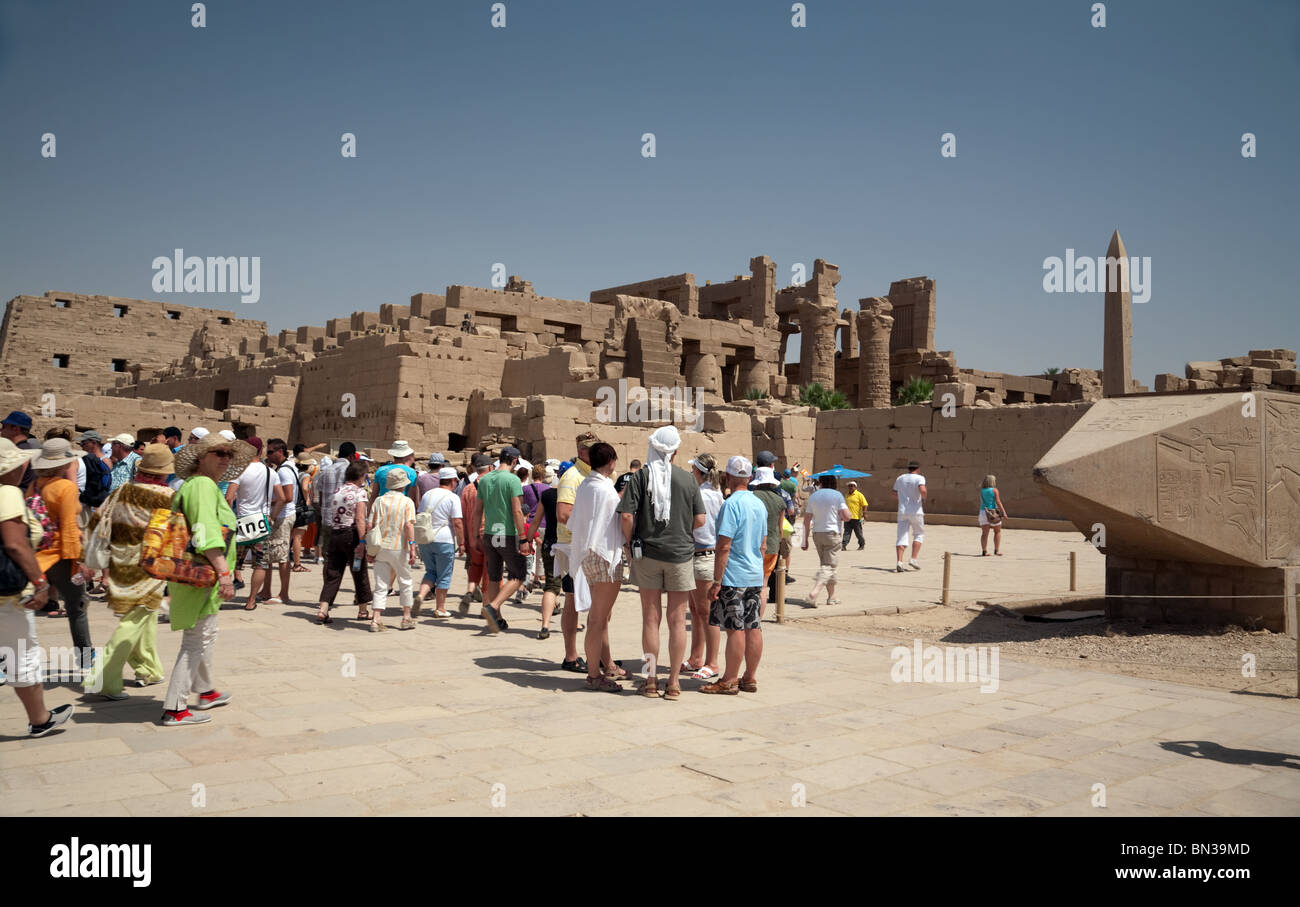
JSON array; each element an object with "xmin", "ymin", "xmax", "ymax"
[{"xmin": 810, "ymin": 464, "xmax": 871, "ymax": 478}]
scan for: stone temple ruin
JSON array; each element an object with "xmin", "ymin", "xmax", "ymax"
[{"xmin": 1, "ymin": 234, "xmax": 1296, "ymax": 628}]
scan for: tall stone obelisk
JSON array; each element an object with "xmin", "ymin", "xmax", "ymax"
[{"xmin": 1102, "ymin": 229, "xmax": 1133, "ymax": 398}]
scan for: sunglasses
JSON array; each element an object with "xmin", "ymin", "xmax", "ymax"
[{"xmin": 208, "ymin": 450, "xmax": 234, "ymax": 459}]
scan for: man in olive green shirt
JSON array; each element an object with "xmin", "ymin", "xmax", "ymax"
[{"xmin": 472, "ymin": 447, "xmax": 533, "ymax": 633}]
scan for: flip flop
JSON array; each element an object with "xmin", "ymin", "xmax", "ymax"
[
  {"xmin": 243, "ymin": 602, "xmax": 258, "ymax": 611},
  {"xmin": 315, "ymin": 611, "xmax": 332, "ymax": 624},
  {"xmin": 291, "ymin": 565, "xmax": 310, "ymax": 573},
  {"xmin": 691, "ymin": 666, "xmax": 719, "ymax": 682}
]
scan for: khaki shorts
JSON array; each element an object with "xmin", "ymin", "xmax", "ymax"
[
  {"xmin": 692, "ymin": 550, "xmax": 714, "ymax": 583},
  {"xmin": 258, "ymin": 516, "xmax": 293, "ymax": 567},
  {"xmin": 812, "ymin": 530, "xmax": 840, "ymax": 584},
  {"xmin": 628, "ymin": 555, "xmax": 695, "ymax": 592}
]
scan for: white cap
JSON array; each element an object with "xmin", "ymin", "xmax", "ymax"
[
  {"xmin": 358, "ymin": 453, "xmax": 374, "ymax": 462},
  {"xmin": 726, "ymin": 456, "xmax": 752, "ymax": 478},
  {"xmin": 749, "ymin": 465, "xmax": 778, "ymax": 487},
  {"xmin": 111, "ymin": 433, "xmax": 135, "ymax": 447},
  {"xmin": 388, "ymin": 440, "xmax": 414, "ymax": 458},
  {"xmin": 190, "ymin": 427, "xmax": 210, "ymax": 440},
  {"xmin": 518, "ymin": 458, "xmax": 533, "ymax": 472},
  {"xmin": 437, "ymin": 466, "xmax": 458, "ymax": 480},
  {"xmin": 218, "ymin": 430, "xmax": 236, "ymax": 442}
]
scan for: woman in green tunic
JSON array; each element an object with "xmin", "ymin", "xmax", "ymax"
[{"xmin": 160, "ymin": 435, "xmax": 255, "ymax": 727}]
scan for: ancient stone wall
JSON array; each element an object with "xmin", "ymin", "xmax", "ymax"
[
  {"xmin": 1156, "ymin": 348, "xmax": 1300, "ymax": 394},
  {"xmin": 0, "ymin": 390, "xmax": 233, "ymax": 443},
  {"xmin": 0, "ymin": 292, "xmax": 266, "ymax": 399},
  {"xmin": 816, "ymin": 402, "xmax": 1093, "ymax": 520}
]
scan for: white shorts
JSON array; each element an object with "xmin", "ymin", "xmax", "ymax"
[
  {"xmin": 896, "ymin": 514, "xmax": 925, "ymax": 547},
  {"xmin": 0, "ymin": 600, "xmax": 43, "ymax": 686},
  {"xmin": 978, "ymin": 508, "xmax": 1002, "ymax": 527}
]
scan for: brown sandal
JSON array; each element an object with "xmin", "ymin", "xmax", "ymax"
[
  {"xmin": 739, "ymin": 678, "xmax": 757, "ymax": 693},
  {"xmin": 699, "ymin": 679, "xmax": 740, "ymax": 695},
  {"xmin": 661, "ymin": 685, "xmax": 681, "ymax": 701},
  {"xmin": 585, "ymin": 675, "xmax": 622, "ymax": 693},
  {"xmin": 638, "ymin": 678, "xmax": 659, "ymax": 698}
]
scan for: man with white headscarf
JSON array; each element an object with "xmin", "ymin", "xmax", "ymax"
[{"xmin": 615, "ymin": 425, "xmax": 706, "ymax": 700}]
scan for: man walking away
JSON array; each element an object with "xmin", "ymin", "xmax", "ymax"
[{"xmin": 892, "ymin": 460, "xmax": 927, "ymax": 572}]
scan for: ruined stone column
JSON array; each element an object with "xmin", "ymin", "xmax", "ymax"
[
  {"xmin": 798, "ymin": 298, "xmax": 839, "ymax": 390},
  {"xmin": 1103, "ymin": 229, "xmax": 1133, "ymax": 398},
  {"xmin": 856, "ymin": 297, "xmax": 894, "ymax": 407},
  {"xmin": 685, "ymin": 352, "xmax": 723, "ymax": 396},
  {"xmin": 734, "ymin": 357, "xmax": 770, "ymax": 399}
]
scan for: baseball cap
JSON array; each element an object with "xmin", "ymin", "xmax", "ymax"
[
  {"xmin": 437, "ymin": 466, "xmax": 458, "ymax": 481},
  {"xmin": 500, "ymin": 446, "xmax": 522, "ymax": 460},
  {"xmin": 574, "ymin": 430, "xmax": 601, "ymax": 448},
  {"xmin": 218, "ymin": 430, "xmax": 236, "ymax": 442},
  {"xmin": 75, "ymin": 430, "xmax": 103, "ymax": 443},
  {"xmin": 190, "ymin": 427, "xmax": 209, "ymax": 441},
  {"xmin": 246, "ymin": 436, "xmax": 264, "ymax": 452},
  {"xmin": 726, "ymin": 456, "xmax": 752, "ymax": 478},
  {"xmin": 1, "ymin": 411, "xmax": 33, "ymax": 431},
  {"xmin": 908, "ymin": 460, "xmax": 921, "ymax": 470},
  {"xmin": 471, "ymin": 452, "xmax": 493, "ymax": 470},
  {"xmin": 756, "ymin": 450, "xmax": 777, "ymax": 467}
]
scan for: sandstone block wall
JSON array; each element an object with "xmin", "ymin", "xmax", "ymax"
[
  {"xmin": 0, "ymin": 390, "xmax": 232, "ymax": 442},
  {"xmin": 1105, "ymin": 556, "xmax": 1297, "ymax": 632},
  {"xmin": 815, "ymin": 402, "xmax": 1093, "ymax": 519},
  {"xmin": 0, "ymin": 292, "xmax": 266, "ymax": 399}
]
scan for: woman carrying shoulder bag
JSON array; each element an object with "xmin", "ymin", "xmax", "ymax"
[
  {"xmin": 29, "ymin": 438, "xmax": 92, "ymax": 670},
  {"xmin": 160, "ymin": 435, "xmax": 255, "ymax": 727}
]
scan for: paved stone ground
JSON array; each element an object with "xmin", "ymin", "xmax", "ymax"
[{"xmin": 3, "ymin": 524, "xmax": 1297, "ymax": 816}]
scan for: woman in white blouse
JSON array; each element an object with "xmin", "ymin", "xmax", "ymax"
[{"xmin": 567, "ymin": 442, "xmax": 624, "ymax": 693}]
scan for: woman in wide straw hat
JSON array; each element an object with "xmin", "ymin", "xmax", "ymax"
[
  {"xmin": 366, "ymin": 468, "xmax": 418, "ymax": 631},
  {"xmin": 29, "ymin": 438, "xmax": 92, "ymax": 663},
  {"xmin": 159, "ymin": 434, "xmax": 254, "ymax": 726},
  {"xmin": 83, "ymin": 444, "xmax": 179, "ymax": 701}
]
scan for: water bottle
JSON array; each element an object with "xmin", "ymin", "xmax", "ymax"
[
  {"xmin": 352, "ymin": 543, "xmax": 364, "ymax": 573},
  {"xmin": 71, "ymin": 571, "xmax": 86, "ymax": 587}
]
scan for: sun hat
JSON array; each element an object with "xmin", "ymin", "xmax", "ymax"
[
  {"xmin": 749, "ymin": 465, "xmax": 779, "ymax": 487},
  {"xmin": 437, "ymin": 466, "xmax": 458, "ymax": 481},
  {"xmin": 428, "ymin": 452, "xmax": 446, "ymax": 466},
  {"xmin": 218, "ymin": 430, "xmax": 236, "ymax": 442},
  {"xmin": 75, "ymin": 430, "xmax": 103, "ymax": 444},
  {"xmin": 173, "ymin": 436, "xmax": 257, "ymax": 482},
  {"xmin": 388, "ymin": 440, "xmax": 414, "ymax": 459},
  {"xmin": 543, "ymin": 467, "xmax": 558, "ymax": 484},
  {"xmin": 295, "ymin": 452, "xmax": 317, "ymax": 466},
  {"xmin": 33, "ymin": 438, "xmax": 77, "ymax": 470},
  {"xmin": 384, "ymin": 468, "xmax": 410, "ymax": 491},
  {"xmin": 725, "ymin": 455, "xmax": 752, "ymax": 478},
  {"xmin": 136, "ymin": 443, "xmax": 175, "ymax": 477},
  {"xmin": 1, "ymin": 411, "xmax": 33, "ymax": 431},
  {"xmin": 517, "ymin": 457, "xmax": 533, "ymax": 472},
  {"xmin": 0, "ymin": 438, "xmax": 39, "ymax": 475}
]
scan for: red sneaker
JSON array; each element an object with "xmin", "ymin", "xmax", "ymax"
[{"xmin": 194, "ymin": 690, "xmax": 231, "ymax": 710}]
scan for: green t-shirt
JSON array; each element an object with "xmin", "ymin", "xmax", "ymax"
[
  {"xmin": 751, "ymin": 487, "xmax": 785, "ymax": 554},
  {"xmin": 615, "ymin": 465, "xmax": 706, "ymax": 564},
  {"xmin": 780, "ymin": 478, "xmax": 798, "ymax": 498},
  {"xmin": 169, "ymin": 475, "xmax": 236, "ymax": 631},
  {"xmin": 476, "ymin": 468, "xmax": 523, "ymax": 538}
]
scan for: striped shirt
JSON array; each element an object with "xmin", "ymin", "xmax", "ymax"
[{"xmin": 369, "ymin": 490, "xmax": 414, "ymax": 551}]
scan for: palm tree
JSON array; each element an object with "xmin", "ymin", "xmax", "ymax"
[
  {"xmin": 798, "ymin": 382, "xmax": 851, "ymax": 410},
  {"xmin": 894, "ymin": 377, "xmax": 934, "ymax": 406}
]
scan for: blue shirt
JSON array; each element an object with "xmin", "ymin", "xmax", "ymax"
[
  {"xmin": 980, "ymin": 487, "xmax": 998, "ymax": 511},
  {"xmin": 374, "ymin": 463, "xmax": 417, "ymax": 495},
  {"xmin": 715, "ymin": 489, "xmax": 768, "ymax": 588}
]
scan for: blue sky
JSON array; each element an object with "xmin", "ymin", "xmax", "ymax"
[{"xmin": 2, "ymin": 0, "xmax": 1296, "ymax": 381}]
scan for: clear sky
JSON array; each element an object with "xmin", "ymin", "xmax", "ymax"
[{"xmin": 2, "ymin": 0, "xmax": 1296, "ymax": 382}]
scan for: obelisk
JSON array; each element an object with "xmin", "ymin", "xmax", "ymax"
[{"xmin": 1102, "ymin": 229, "xmax": 1133, "ymax": 397}]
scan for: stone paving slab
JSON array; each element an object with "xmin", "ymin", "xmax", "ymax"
[{"xmin": 2, "ymin": 526, "xmax": 1296, "ymax": 817}]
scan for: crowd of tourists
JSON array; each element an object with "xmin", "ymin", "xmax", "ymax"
[{"xmin": 0, "ymin": 406, "xmax": 1011, "ymax": 735}]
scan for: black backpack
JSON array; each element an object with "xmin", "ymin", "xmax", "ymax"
[{"xmin": 80, "ymin": 454, "xmax": 112, "ymax": 507}]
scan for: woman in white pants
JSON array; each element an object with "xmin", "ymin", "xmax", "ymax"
[{"xmin": 366, "ymin": 469, "xmax": 417, "ymax": 631}]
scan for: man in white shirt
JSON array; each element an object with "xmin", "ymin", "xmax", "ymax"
[
  {"xmin": 263, "ymin": 438, "xmax": 298, "ymax": 604},
  {"xmin": 892, "ymin": 460, "xmax": 927, "ymax": 572},
  {"xmin": 226, "ymin": 437, "xmax": 287, "ymax": 608}
]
